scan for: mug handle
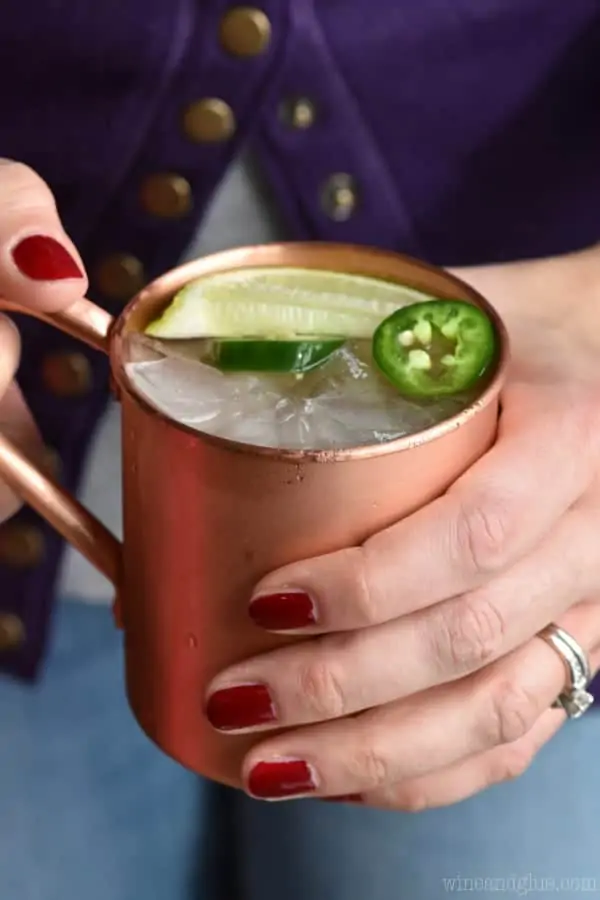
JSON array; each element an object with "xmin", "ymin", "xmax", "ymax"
[{"xmin": 0, "ymin": 296, "xmax": 122, "ymax": 588}]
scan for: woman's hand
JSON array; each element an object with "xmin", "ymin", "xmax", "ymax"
[
  {"xmin": 0, "ymin": 159, "xmax": 87, "ymax": 522},
  {"xmin": 206, "ymin": 246, "xmax": 600, "ymax": 807}
]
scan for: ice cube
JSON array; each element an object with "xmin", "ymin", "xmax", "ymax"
[
  {"xmin": 124, "ymin": 334, "xmax": 473, "ymax": 450},
  {"xmin": 125, "ymin": 336, "xmax": 275, "ymax": 419}
]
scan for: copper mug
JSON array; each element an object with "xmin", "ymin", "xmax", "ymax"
[{"xmin": 0, "ymin": 243, "xmax": 509, "ymax": 788}]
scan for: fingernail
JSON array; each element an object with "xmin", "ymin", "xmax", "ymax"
[
  {"xmin": 205, "ymin": 683, "xmax": 277, "ymax": 731},
  {"xmin": 248, "ymin": 759, "xmax": 317, "ymax": 800},
  {"xmin": 322, "ymin": 794, "xmax": 363, "ymax": 804},
  {"xmin": 249, "ymin": 590, "xmax": 317, "ymax": 631},
  {"xmin": 12, "ymin": 235, "xmax": 84, "ymax": 281}
]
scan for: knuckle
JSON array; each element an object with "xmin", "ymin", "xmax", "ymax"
[
  {"xmin": 454, "ymin": 492, "xmax": 512, "ymax": 576},
  {"xmin": 296, "ymin": 656, "xmax": 347, "ymax": 720},
  {"xmin": 431, "ymin": 593, "xmax": 507, "ymax": 675},
  {"xmin": 393, "ymin": 784, "xmax": 430, "ymax": 813},
  {"xmin": 486, "ymin": 745, "xmax": 533, "ymax": 784},
  {"xmin": 344, "ymin": 545, "xmax": 381, "ymax": 626},
  {"xmin": 484, "ymin": 678, "xmax": 538, "ymax": 747},
  {"xmin": 350, "ymin": 740, "xmax": 390, "ymax": 789}
]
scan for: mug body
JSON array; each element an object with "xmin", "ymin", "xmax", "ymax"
[{"xmin": 110, "ymin": 243, "xmax": 509, "ymax": 786}]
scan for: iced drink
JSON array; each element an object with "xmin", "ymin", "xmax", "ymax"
[{"xmin": 124, "ymin": 266, "xmax": 496, "ymax": 449}]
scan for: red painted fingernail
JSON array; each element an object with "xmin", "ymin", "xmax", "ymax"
[
  {"xmin": 205, "ymin": 683, "xmax": 276, "ymax": 731},
  {"xmin": 12, "ymin": 235, "xmax": 84, "ymax": 281},
  {"xmin": 248, "ymin": 759, "xmax": 317, "ymax": 799},
  {"xmin": 249, "ymin": 591, "xmax": 316, "ymax": 630}
]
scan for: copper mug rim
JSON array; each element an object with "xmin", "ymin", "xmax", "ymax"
[{"xmin": 109, "ymin": 241, "xmax": 510, "ymax": 463}]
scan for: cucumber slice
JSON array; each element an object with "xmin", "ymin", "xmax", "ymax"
[
  {"xmin": 145, "ymin": 267, "xmax": 435, "ymax": 340},
  {"xmin": 214, "ymin": 338, "xmax": 344, "ymax": 373}
]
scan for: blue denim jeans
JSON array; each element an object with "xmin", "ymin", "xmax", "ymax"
[{"xmin": 1, "ymin": 600, "xmax": 599, "ymax": 900}]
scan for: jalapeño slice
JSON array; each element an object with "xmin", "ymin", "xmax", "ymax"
[
  {"xmin": 213, "ymin": 338, "xmax": 344, "ymax": 373},
  {"xmin": 372, "ymin": 300, "xmax": 496, "ymax": 399}
]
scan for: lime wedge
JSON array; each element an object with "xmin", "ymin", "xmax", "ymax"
[{"xmin": 145, "ymin": 267, "xmax": 434, "ymax": 340}]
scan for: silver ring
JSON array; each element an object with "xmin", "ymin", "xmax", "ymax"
[{"xmin": 538, "ymin": 624, "xmax": 594, "ymax": 719}]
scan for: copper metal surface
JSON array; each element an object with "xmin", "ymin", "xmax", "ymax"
[
  {"xmin": 0, "ymin": 243, "xmax": 509, "ymax": 786},
  {"xmin": 0, "ymin": 295, "xmax": 112, "ymax": 353},
  {"xmin": 0, "ymin": 433, "xmax": 121, "ymax": 584}
]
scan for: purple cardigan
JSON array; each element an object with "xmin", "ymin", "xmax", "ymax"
[{"xmin": 1, "ymin": 0, "xmax": 600, "ymax": 680}]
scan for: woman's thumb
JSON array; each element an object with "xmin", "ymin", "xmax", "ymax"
[{"xmin": 0, "ymin": 159, "xmax": 88, "ymax": 313}]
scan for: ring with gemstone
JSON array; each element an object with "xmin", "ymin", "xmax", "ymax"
[{"xmin": 538, "ymin": 623, "xmax": 594, "ymax": 719}]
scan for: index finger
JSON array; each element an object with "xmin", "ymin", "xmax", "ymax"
[
  {"xmin": 250, "ymin": 386, "xmax": 597, "ymax": 631},
  {"xmin": 0, "ymin": 159, "xmax": 87, "ymax": 312}
]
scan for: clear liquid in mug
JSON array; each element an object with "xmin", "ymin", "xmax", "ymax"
[{"xmin": 124, "ymin": 334, "xmax": 478, "ymax": 451}]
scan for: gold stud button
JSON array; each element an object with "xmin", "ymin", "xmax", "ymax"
[
  {"xmin": 95, "ymin": 253, "xmax": 145, "ymax": 301},
  {"xmin": 0, "ymin": 613, "xmax": 25, "ymax": 651},
  {"xmin": 219, "ymin": 7, "xmax": 272, "ymax": 57},
  {"xmin": 42, "ymin": 352, "xmax": 92, "ymax": 397},
  {"xmin": 279, "ymin": 97, "xmax": 317, "ymax": 130},
  {"xmin": 0, "ymin": 523, "xmax": 45, "ymax": 568},
  {"xmin": 182, "ymin": 98, "xmax": 236, "ymax": 143},
  {"xmin": 321, "ymin": 173, "xmax": 358, "ymax": 222},
  {"xmin": 140, "ymin": 173, "xmax": 193, "ymax": 219}
]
